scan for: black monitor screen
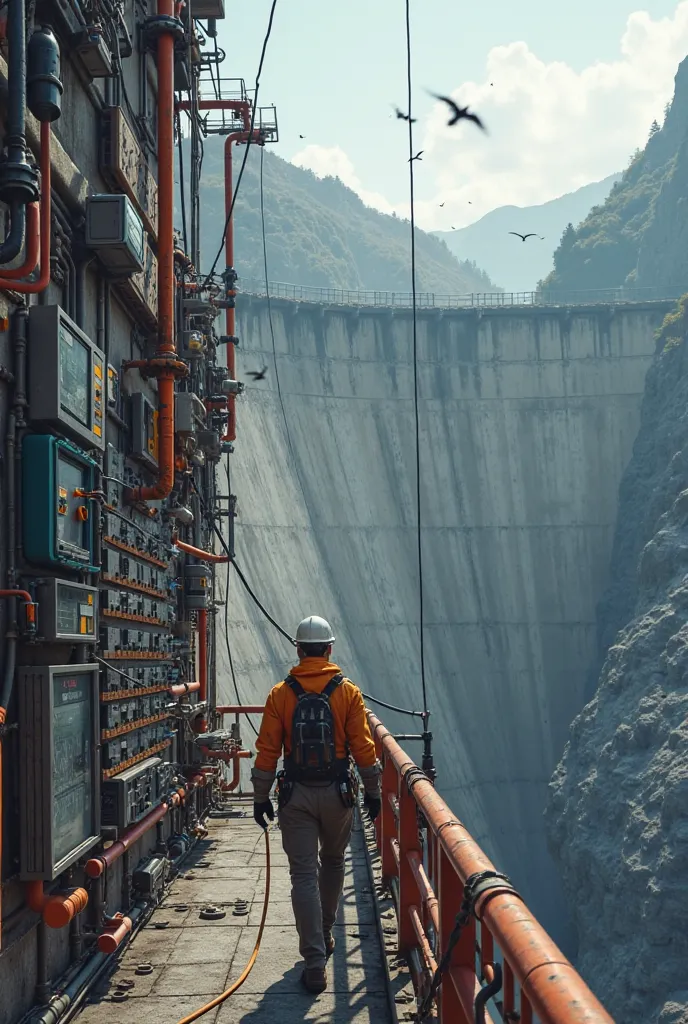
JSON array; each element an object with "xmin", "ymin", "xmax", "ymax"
[{"xmin": 59, "ymin": 322, "xmax": 90, "ymax": 428}]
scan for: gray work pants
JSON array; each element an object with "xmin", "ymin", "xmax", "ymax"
[{"xmin": 278, "ymin": 781, "xmax": 354, "ymax": 969}]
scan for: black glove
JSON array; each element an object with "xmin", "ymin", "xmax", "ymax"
[
  {"xmin": 254, "ymin": 800, "xmax": 275, "ymax": 830},
  {"xmin": 364, "ymin": 792, "xmax": 381, "ymax": 821}
]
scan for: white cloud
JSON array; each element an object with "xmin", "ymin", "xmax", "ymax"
[
  {"xmin": 291, "ymin": 144, "xmax": 396, "ymax": 215},
  {"xmin": 291, "ymin": 4, "xmax": 688, "ymax": 232}
]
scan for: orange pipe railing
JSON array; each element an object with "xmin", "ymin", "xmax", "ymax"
[
  {"xmin": 216, "ymin": 704, "xmax": 265, "ymax": 715},
  {"xmin": 368, "ymin": 712, "xmax": 613, "ymax": 1024},
  {"xmin": 0, "ymin": 122, "xmax": 51, "ymax": 293}
]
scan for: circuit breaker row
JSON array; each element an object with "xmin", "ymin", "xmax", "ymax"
[
  {"xmin": 102, "ymin": 719, "xmax": 172, "ymax": 774},
  {"xmin": 101, "ymin": 583, "xmax": 175, "ymax": 627},
  {"xmin": 101, "ymin": 689, "xmax": 167, "ymax": 732},
  {"xmin": 101, "ymin": 548, "xmax": 175, "ymax": 598},
  {"xmin": 102, "ymin": 663, "xmax": 171, "ymax": 695},
  {"xmin": 102, "ymin": 512, "xmax": 170, "ymax": 567},
  {"xmin": 101, "ymin": 755, "xmax": 177, "ymax": 831}
]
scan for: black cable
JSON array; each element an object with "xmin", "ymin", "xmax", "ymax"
[
  {"xmin": 220, "ymin": 461, "xmax": 259, "ymax": 736},
  {"xmin": 404, "ymin": 0, "xmax": 428, "ymax": 715},
  {"xmin": 176, "ymin": 110, "xmax": 189, "ymax": 257},
  {"xmin": 360, "ymin": 691, "xmax": 424, "ymax": 718},
  {"xmin": 189, "ymin": 478, "xmax": 296, "ymax": 645},
  {"xmin": 260, "ymin": 144, "xmax": 297, "ymax": 467},
  {"xmin": 92, "ymin": 655, "xmax": 147, "ymax": 688},
  {"xmin": 201, "ymin": 0, "xmax": 278, "ymax": 286}
]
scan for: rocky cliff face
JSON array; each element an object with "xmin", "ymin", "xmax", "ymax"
[{"xmin": 546, "ymin": 325, "xmax": 688, "ymax": 1022}]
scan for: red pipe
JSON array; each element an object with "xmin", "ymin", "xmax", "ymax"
[
  {"xmin": 85, "ymin": 792, "xmax": 182, "ymax": 878},
  {"xmin": 197, "ymin": 607, "xmax": 208, "ymax": 732},
  {"xmin": 0, "ymin": 589, "xmax": 33, "ymax": 603},
  {"xmin": 221, "ymin": 750, "xmax": 251, "ymax": 792},
  {"xmin": 98, "ymin": 913, "xmax": 132, "ymax": 953},
  {"xmin": 0, "ymin": 203, "xmax": 38, "ymax": 278},
  {"xmin": 222, "ymin": 129, "xmax": 262, "ymax": 442},
  {"xmin": 175, "ymin": 99, "xmax": 250, "ymax": 120},
  {"xmin": 408, "ymin": 850, "xmax": 440, "ymax": 935},
  {"xmin": 0, "ymin": 122, "xmax": 51, "ymax": 294},
  {"xmin": 174, "ymin": 536, "xmax": 229, "ymax": 563}
]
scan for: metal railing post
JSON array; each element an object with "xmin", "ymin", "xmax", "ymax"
[
  {"xmin": 380, "ymin": 754, "xmax": 397, "ymax": 881},
  {"xmin": 398, "ymin": 773, "xmax": 420, "ymax": 951}
]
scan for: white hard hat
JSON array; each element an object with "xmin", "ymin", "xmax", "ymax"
[{"xmin": 295, "ymin": 615, "xmax": 335, "ymax": 646}]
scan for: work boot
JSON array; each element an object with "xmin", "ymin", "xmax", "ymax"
[
  {"xmin": 301, "ymin": 966, "xmax": 327, "ymax": 994},
  {"xmin": 324, "ymin": 932, "xmax": 335, "ymax": 958}
]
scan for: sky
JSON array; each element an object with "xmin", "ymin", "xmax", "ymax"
[{"xmin": 216, "ymin": 1, "xmax": 688, "ymax": 232}]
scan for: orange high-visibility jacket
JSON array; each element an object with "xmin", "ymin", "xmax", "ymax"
[{"xmin": 254, "ymin": 657, "xmax": 377, "ymax": 774}]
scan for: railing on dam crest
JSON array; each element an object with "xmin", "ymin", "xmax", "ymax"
[
  {"xmin": 238, "ymin": 276, "xmax": 682, "ymax": 310},
  {"xmin": 216, "ymin": 700, "xmax": 613, "ymax": 1024}
]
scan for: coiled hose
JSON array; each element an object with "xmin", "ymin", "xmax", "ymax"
[{"xmin": 176, "ymin": 827, "xmax": 271, "ymax": 1023}]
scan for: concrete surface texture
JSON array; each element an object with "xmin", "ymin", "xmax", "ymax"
[
  {"xmin": 547, "ymin": 334, "xmax": 688, "ymax": 1022},
  {"xmin": 218, "ymin": 297, "xmax": 665, "ymax": 950},
  {"xmin": 77, "ymin": 808, "xmax": 391, "ymax": 1023}
]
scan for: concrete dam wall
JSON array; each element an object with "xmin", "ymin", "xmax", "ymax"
[{"xmin": 217, "ymin": 296, "xmax": 668, "ymax": 948}]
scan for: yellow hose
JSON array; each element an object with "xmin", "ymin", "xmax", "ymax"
[{"xmin": 176, "ymin": 827, "xmax": 271, "ymax": 1023}]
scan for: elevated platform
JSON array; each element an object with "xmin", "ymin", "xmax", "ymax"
[{"xmin": 75, "ymin": 799, "xmax": 395, "ymax": 1024}]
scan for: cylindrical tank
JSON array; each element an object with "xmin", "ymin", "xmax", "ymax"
[
  {"xmin": 184, "ymin": 562, "xmax": 209, "ymax": 610},
  {"xmin": 27, "ymin": 26, "xmax": 63, "ymax": 122}
]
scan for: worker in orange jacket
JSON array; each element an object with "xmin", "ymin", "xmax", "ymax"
[{"xmin": 252, "ymin": 615, "xmax": 381, "ymax": 995}]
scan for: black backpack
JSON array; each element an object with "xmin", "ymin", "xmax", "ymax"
[{"xmin": 284, "ymin": 674, "xmax": 346, "ymax": 782}]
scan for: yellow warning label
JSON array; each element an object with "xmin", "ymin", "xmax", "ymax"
[
  {"xmin": 94, "ymin": 363, "xmax": 103, "ymax": 379},
  {"xmin": 93, "ymin": 424, "xmax": 102, "ymax": 437},
  {"xmin": 87, "ymin": 593, "xmax": 93, "ymax": 605},
  {"xmin": 80, "ymin": 616, "xmax": 88, "ymax": 634}
]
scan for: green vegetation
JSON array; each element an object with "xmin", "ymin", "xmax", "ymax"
[
  {"xmin": 182, "ymin": 141, "xmax": 498, "ymax": 294},
  {"xmin": 540, "ymin": 57, "xmax": 688, "ymax": 295},
  {"xmin": 655, "ymin": 293, "xmax": 688, "ymax": 351}
]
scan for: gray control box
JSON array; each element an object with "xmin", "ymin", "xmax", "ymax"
[
  {"xmin": 36, "ymin": 578, "xmax": 98, "ymax": 642},
  {"xmin": 28, "ymin": 305, "xmax": 106, "ymax": 451},
  {"xmin": 85, "ymin": 193, "xmax": 145, "ymax": 273}
]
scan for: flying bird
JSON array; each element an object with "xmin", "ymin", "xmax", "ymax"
[
  {"xmin": 428, "ymin": 92, "xmax": 486, "ymax": 131},
  {"xmin": 451, "ymin": 226, "xmax": 456, "ymax": 230},
  {"xmin": 299, "ymin": 134, "xmax": 305, "ymax": 139},
  {"xmin": 509, "ymin": 232, "xmax": 538, "ymax": 242},
  {"xmin": 394, "ymin": 106, "xmax": 417, "ymax": 123},
  {"xmin": 439, "ymin": 202, "xmax": 445, "ymax": 207},
  {"xmin": 409, "ymin": 150, "xmax": 423, "ymax": 162},
  {"xmin": 468, "ymin": 201, "xmax": 472, "ymax": 204},
  {"xmin": 247, "ymin": 366, "xmax": 268, "ymax": 381}
]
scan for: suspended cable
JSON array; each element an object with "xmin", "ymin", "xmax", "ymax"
[
  {"xmin": 201, "ymin": 0, "xmax": 279, "ymax": 286},
  {"xmin": 260, "ymin": 143, "xmax": 298, "ymax": 468},
  {"xmin": 219, "ymin": 541, "xmax": 259, "ymax": 737},
  {"xmin": 404, "ymin": 0, "xmax": 428, "ymax": 715},
  {"xmin": 360, "ymin": 691, "xmax": 424, "ymax": 718}
]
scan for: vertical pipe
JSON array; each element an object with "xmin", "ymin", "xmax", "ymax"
[
  {"xmin": 0, "ymin": 0, "xmax": 28, "ymax": 264},
  {"xmin": 35, "ymin": 920, "xmax": 50, "ymax": 1005},
  {"xmin": 197, "ymin": 608, "xmax": 207, "ymax": 732},
  {"xmin": 223, "ymin": 135, "xmax": 236, "ymax": 440}
]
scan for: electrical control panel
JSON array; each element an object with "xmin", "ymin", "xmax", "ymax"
[
  {"xmin": 22, "ymin": 435, "xmax": 99, "ymax": 572},
  {"xmin": 18, "ymin": 664, "xmax": 100, "ymax": 880},
  {"xmin": 36, "ymin": 578, "xmax": 98, "ymax": 642},
  {"xmin": 131, "ymin": 392, "xmax": 159, "ymax": 470},
  {"xmin": 28, "ymin": 305, "xmax": 106, "ymax": 451},
  {"xmin": 101, "ymin": 756, "xmax": 162, "ymax": 830}
]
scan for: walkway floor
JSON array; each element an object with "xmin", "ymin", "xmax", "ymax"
[{"xmin": 76, "ymin": 797, "xmax": 396, "ymax": 1024}]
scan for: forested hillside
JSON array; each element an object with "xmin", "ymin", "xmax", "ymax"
[
  {"xmin": 180, "ymin": 142, "xmax": 498, "ymax": 294},
  {"xmin": 542, "ymin": 56, "xmax": 688, "ymax": 295}
]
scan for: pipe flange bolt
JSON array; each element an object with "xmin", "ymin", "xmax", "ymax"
[
  {"xmin": 0, "ymin": 160, "xmax": 39, "ymax": 204},
  {"xmin": 143, "ymin": 15, "xmax": 185, "ymax": 47}
]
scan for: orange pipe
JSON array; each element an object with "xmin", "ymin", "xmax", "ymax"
[
  {"xmin": 126, "ymin": 0, "xmax": 176, "ymax": 502},
  {"xmin": 25, "ymin": 882, "xmax": 89, "ymax": 928},
  {"xmin": 174, "ymin": 536, "xmax": 229, "ymax": 563},
  {"xmin": 0, "ymin": 589, "xmax": 32, "ymax": 603},
  {"xmin": 0, "ymin": 122, "xmax": 51, "ymax": 294},
  {"xmin": 367, "ymin": 713, "xmax": 613, "ymax": 1024},
  {"xmin": 168, "ymin": 680, "xmax": 201, "ymax": 697},
  {"xmin": 408, "ymin": 849, "xmax": 440, "ymax": 936},
  {"xmin": 98, "ymin": 913, "xmax": 132, "ymax": 953}
]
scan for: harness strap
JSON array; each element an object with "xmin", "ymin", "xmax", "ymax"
[{"xmin": 284, "ymin": 673, "xmax": 343, "ymax": 700}]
